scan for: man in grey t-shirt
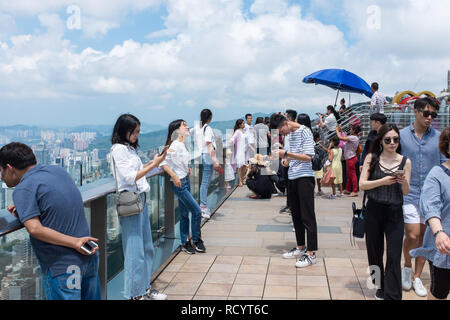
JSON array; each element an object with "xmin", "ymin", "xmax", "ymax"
[{"xmin": 254, "ymin": 117, "xmax": 270, "ymax": 155}]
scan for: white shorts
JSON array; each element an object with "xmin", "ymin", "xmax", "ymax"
[{"xmin": 402, "ymin": 203, "xmax": 425, "ymax": 225}]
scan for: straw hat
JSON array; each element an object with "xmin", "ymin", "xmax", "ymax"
[{"xmin": 249, "ymin": 154, "xmax": 267, "ymax": 166}]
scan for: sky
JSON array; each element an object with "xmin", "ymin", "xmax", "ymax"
[{"xmin": 0, "ymin": 0, "xmax": 449, "ymax": 127}]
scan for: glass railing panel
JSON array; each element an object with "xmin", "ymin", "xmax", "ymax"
[
  {"xmin": 0, "ymin": 183, "xmax": 15, "ymax": 211},
  {"xmin": 105, "ymin": 194, "xmax": 123, "ymax": 283},
  {"xmin": 0, "ymin": 228, "xmax": 44, "ymax": 300},
  {"xmin": 0, "ymin": 206, "xmax": 92, "ymax": 300}
]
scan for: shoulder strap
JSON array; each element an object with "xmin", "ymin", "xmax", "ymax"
[
  {"xmin": 111, "ymin": 145, "xmax": 139, "ymax": 194},
  {"xmin": 362, "ymin": 191, "xmax": 368, "ymax": 210},
  {"xmin": 399, "ymin": 156, "xmax": 408, "ymax": 170},
  {"xmin": 440, "ymin": 164, "xmax": 450, "ymax": 177},
  {"xmin": 111, "ymin": 154, "xmax": 119, "ymax": 195}
]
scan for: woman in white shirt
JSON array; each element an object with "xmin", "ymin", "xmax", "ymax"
[
  {"xmin": 110, "ymin": 114, "xmax": 167, "ymax": 300},
  {"xmin": 319, "ymin": 105, "xmax": 340, "ymax": 135},
  {"xmin": 230, "ymin": 119, "xmax": 248, "ymax": 186},
  {"xmin": 191, "ymin": 109, "xmax": 221, "ymax": 219},
  {"xmin": 160, "ymin": 119, "xmax": 206, "ymax": 255}
]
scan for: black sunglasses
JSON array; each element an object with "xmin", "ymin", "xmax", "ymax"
[
  {"xmin": 421, "ymin": 110, "xmax": 438, "ymax": 119},
  {"xmin": 383, "ymin": 137, "xmax": 400, "ymax": 144}
]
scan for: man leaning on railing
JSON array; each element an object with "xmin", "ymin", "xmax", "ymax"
[{"xmin": 0, "ymin": 142, "xmax": 101, "ymax": 300}]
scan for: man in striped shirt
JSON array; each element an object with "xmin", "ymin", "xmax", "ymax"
[{"xmin": 270, "ymin": 113, "xmax": 318, "ymax": 268}]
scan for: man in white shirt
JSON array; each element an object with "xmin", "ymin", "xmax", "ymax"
[
  {"xmin": 244, "ymin": 113, "xmax": 256, "ymax": 159},
  {"xmin": 370, "ymin": 82, "xmax": 387, "ymax": 114}
]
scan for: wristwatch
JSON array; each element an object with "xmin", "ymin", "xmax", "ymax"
[
  {"xmin": 284, "ymin": 151, "xmax": 288, "ymax": 160},
  {"xmin": 434, "ymin": 230, "xmax": 445, "ymax": 238}
]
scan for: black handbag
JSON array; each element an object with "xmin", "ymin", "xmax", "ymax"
[{"xmin": 350, "ymin": 192, "xmax": 367, "ymax": 246}]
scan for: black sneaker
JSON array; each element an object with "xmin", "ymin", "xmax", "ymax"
[
  {"xmin": 375, "ymin": 289, "xmax": 384, "ymax": 300},
  {"xmin": 181, "ymin": 241, "xmax": 196, "ymax": 254},
  {"xmin": 193, "ymin": 239, "xmax": 206, "ymax": 253}
]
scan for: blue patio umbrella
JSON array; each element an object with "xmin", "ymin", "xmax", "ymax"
[{"xmin": 302, "ymin": 69, "xmax": 373, "ymax": 106}]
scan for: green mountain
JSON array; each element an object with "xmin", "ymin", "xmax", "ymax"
[{"xmin": 91, "ymin": 112, "xmax": 272, "ymax": 152}]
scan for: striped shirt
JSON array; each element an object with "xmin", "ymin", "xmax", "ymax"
[{"xmin": 288, "ymin": 126, "xmax": 315, "ymax": 180}]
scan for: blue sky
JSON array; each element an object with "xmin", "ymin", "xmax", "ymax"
[{"xmin": 1, "ymin": 0, "xmax": 449, "ymax": 127}]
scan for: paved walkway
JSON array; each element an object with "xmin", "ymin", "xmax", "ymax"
[{"xmin": 154, "ymin": 186, "xmax": 433, "ymax": 300}]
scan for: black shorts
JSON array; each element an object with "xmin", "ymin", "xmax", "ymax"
[{"xmin": 429, "ymin": 261, "xmax": 450, "ymax": 299}]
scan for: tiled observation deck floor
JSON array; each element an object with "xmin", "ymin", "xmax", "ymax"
[{"xmin": 153, "ymin": 186, "xmax": 437, "ymax": 300}]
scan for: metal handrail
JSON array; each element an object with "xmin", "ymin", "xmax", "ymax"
[{"xmin": 0, "ymin": 167, "xmax": 164, "ymax": 238}]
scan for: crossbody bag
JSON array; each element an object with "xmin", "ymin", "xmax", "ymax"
[{"xmin": 112, "ymin": 155, "xmax": 143, "ymax": 217}]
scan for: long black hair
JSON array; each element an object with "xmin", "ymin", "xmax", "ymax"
[
  {"xmin": 111, "ymin": 114, "xmax": 141, "ymax": 149},
  {"xmin": 297, "ymin": 113, "xmax": 312, "ymax": 131},
  {"xmin": 367, "ymin": 124, "xmax": 402, "ymax": 175},
  {"xmin": 200, "ymin": 109, "xmax": 213, "ymax": 133},
  {"xmin": 165, "ymin": 119, "xmax": 185, "ymax": 147},
  {"xmin": 234, "ymin": 119, "xmax": 244, "ymax": 132},
  {"xmin": 327, "ymin": 105, "xmax": 341, "ymax": 122}
]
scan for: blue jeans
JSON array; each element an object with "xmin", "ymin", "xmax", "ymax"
[
  {"xmin": 119, "ymin": 193, "xmax": 155, "ymax": 299},
  {"xmin": 172, "ymin": 177, "xmax": 202, "ymax": 244},
  {"xmin": 200, "ymin": 153, "xmax": 214, "ymax": 207},
  {"xmin": 43, "ymin": 255, "xmax": 101, "ymax": 300}
]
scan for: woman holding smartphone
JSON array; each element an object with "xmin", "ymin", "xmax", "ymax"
[
  {"xmin": 111, "ymin": 114, "xmax": 167, "ymax": 300},
  {"xmin": 160, "ymin": 119, "xmax": 206, "ymax": 255},
  {"xmin": 359, "ymin": 124, "xmax": 411, "ymax": 300}
]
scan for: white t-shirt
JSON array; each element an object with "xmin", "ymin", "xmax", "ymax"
[
  {"xmin": 111, "ymin": 144, "xmax": 150, "ymax": 193},
  {"xmin": 191, "ymin": 123, "xmax": 216, "ymax": 156},
  {"xmin": 324, "ymin": 113, "xmax": 337, "ymax": 132},
  {"xmin": 244, "ymin": 123, "xmax": 255, "ymax": 144},
  {"xmin": 371, "ymin": 91, "xmax": 386, "ymax": 114},
  {"xmin": 160, "ymin": 140, "xmax": 190, "ymax": 180},
  {"xmin": 254, "ymin": 123, "xmax": 270, "ymax": 148}
]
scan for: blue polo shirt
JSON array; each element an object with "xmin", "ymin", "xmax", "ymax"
[
  {"xmin": 400, "ymin": 125, "xmax": 447, "ymax": 206},
  {"xmin": 12, "ymin": 164, "xmax": 95, "ymax": 277}
]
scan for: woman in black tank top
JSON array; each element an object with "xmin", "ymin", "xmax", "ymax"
[{"xmin": 359, "ymin": 124, "xmax": 412, "ymax": 300}]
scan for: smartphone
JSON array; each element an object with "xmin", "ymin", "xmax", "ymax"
[
  {"xmin": 158, "ymin": 145, "xmax": 169, "ymax": 156},
  {"xmin": 393, "ymin": 170, "xmax": 404, "ymax": 178},
  {"xmin": 80, "ymin": 240, "xmax": 98, "ymax": 255}
]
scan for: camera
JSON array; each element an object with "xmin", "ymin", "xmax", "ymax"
[{"xmin": 80, "ymin": 240, "xmax": 98, "ymax": 255}]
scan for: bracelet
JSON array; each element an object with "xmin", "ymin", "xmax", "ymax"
[{"xmin": 434, "ymin": 230, "xmax": 445, "ymax": 238}]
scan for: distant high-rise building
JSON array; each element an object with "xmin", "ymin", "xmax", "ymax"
[
  {"xmin": 33, "ymin": 142, "xmax": 49, "ymax": 165},
  {"xmin": 448, "ymin": 70, "xmax": 450, "ymax": 90}
]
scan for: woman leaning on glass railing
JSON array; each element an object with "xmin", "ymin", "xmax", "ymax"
[
  {"xmin": 160, "ymin": 119, "xmax": 206, "ymax": 255},
  {"xmin": 110, "ymin": 114, "xmax": 167, "ymax": 300},
  {"xmin": 410, "ymin": 126, "xmax": 450, "ymax": 300}
]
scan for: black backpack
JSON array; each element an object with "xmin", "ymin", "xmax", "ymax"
[{"xmin": 311, "ymin": 144, "xmax": 327, "ymax": 171}]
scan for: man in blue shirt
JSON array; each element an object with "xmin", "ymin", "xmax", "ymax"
[
  {"xmin": 400, "ymin": 98, "xmax": 447, "ymax": 297},
  {"xmin": 0, "ymin": 142, "xmax": 101, "ymax": 300}
]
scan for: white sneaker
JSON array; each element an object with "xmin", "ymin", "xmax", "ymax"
[
  {"xmin": 412, "ymin": 278, "xmax": 427, "ymax": 297},
  {"xmin": 295, "ymin": 252, "xmax": 317, "ymax": 268},
  {"xmin": 145, "ymin": 288, "xmax": 167, "ymax": 300},
  {"xmin": 201, "ymin": 206, "xmax": 211, "ymax": 219},
  {"xmin": 282, "ymin": 247, "xmax": 306, "ymax": 259},
  {"xmin": 401, "ymin": 266, "xmax": 413, "ymax": 291}
]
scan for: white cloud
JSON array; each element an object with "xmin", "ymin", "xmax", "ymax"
[
  {"xmin": 0, "ymin": 0, "xmax": 162, "ymax": 37},
  {"xmin": 93, "ymin": 77, "xmax": 136, "ymax": 93},
  {"xmin": 0, "ymin": 0, "xmax": 449, "ymax": 126}
]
